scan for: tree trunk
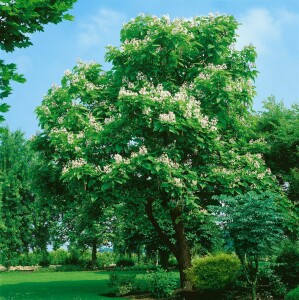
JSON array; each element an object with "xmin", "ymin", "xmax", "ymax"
[
  {"xmin": 170, "ymin": 207, "xmax": 192, "ymax": 290},
  {"xmin": 91, "ymin": 239, "xmax": 97, "ymax": 270},
  {"xmin": 252, "ymin": 282, "xmax": 257, "ymax": 300},
  {"xmin": 145, "ymin": 198, "xmax": 192, "ymax": 290}
]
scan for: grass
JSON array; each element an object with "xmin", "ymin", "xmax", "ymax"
[{"xmin": 0, "ymin": 271, "xmax": 124, "ymax": 299}]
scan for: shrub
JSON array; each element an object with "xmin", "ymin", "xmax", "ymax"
[
  {"xmin": 275, "ymin": 241, "xmax": 299, "ymax": 288},
  {"xmin": 186, "ymin": 253, "xmax": 241, "ymax": 291},
  {"xmin": 38, "ymin": 253, "xmax": 50, "ymax": 267},
  {"xmin": 54, "ymin": 264, "xmax": 86, "ymax": 272},
  {"xmin": 109, "ymin": 273, "xmax": 136, "ymax": 296},
  {"xmin": 49, "ymin": 249, "xmax": 69, "ymax": 265},
  {"xmin": 116, "ymin": 257, "xmax": 135, "ymax": 267},
  {"xmin": 258, "ymin": 264, "xmax": 287, "ymax": 298},
  {"xmin": 168, "ymin": 256, "xmax": 178, "ymax": 268},
  {"xmin": 97, "ymin": 252, "xmax": 115, "ymax": 269},
  {"xmin": 285, "ymin": 286, "xmax": 299, "ymax": 300},
  {"xmin": 149, "ymin": 269, "xmax": 178, "ymax": 298}
]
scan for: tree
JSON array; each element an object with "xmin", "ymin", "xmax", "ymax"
[
  {"xmin": 0, "ymin": 128, "xmax": 35, "ymax": 266},
  {"xmin": 210, "ymin": 192, "xmax": 284, "ymax": 300},
  {"xmin": 0, "ymin": 0, "xmax": 76, "ymax": 122},
  {"xmin": 250, "ymin": 97, "xmax": 299, "ymax": 238},
  {"xmin": 36, "ymin": 14, "xmax": 277, "ymax": 289}
]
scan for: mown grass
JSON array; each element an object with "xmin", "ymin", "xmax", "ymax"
[{"xmin": 0, "ymin": 271, "xmax": 124, "ymax": 299}]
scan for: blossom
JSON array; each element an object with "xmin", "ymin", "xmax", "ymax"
[
  {"xmin": 173, "ymin": 177, "xmax": 183, "ymax": 187},
  {"xmin": 157, "ymin": 153, "xmax": 179, "ymax": 168},
  {"xmin": 159, "ymin": 111, "xmax": 176, "ymax": 123},
  {"xmin": 114, "ymin": 154, "xmax": 123, "ymax": 164},
  {"xmin": 103, "ymin": 165, "xmax": 112, "ymax": 174},
  {"xmin": 139, "ymin": 146, "xmax": 148, "ymax": 155}
]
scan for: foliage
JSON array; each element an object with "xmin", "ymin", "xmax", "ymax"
[
  {"xmin": 149, "ymin": 269, "xmax": 178, "ymax": 298},
  {"xmin": 257, "ymin": 264, "xmax": 287, "ymax": 298},
  {"xmin": 275, "ymin": 241, "xmax": 299, "ymax": 288},
  {"xmin": 116, "ymin": 257, "xmax": 135, "ymax": 267},
  {"xmin": 0, "ymin": 128, "xmax": 36, "ymax": 267},
  {"xmin": 97, "ymin": 252, "xmax": 116, "ymax": 269},
  {"xmin": 54, "ymin": 264, "xmax": 87, "ymax": 272},
  {"xmin": 186, "ymin": 253, "xmax": 241, "ymax": 291},
  {"xmin": 250, "ymin": 97, "xmax": 299, "ymax": 238},
  {"xmin": 109, "ymin": 273, "xmax": 136, "ymax": 296},
  {"xmin": 0, "ymin": 0, "xmax": 76, "ymax": 121},
  {"xmin": 210, "ymin": 192, "xmax": 284, "ymax": 300},
  {"xmin": 286, "ymin": 286, "xmax": 299, "ymax": 300},
  {"xmin": 49, "ymin": 249, "xmax": 69, "ymax": 265}
]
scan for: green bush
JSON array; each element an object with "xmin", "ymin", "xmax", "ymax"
[
  {"xmin": 109, "ymin": 273, "xmax": 136, "ymax": 296},
  {"xmin": 186, "ymin": 253, "xmax": 241, "ymax": 291},
  {"xmin": 168, "ymin": 256, "xmax": 178, "ymax": 268},
  {"xmin": 275, "ymin": 241, "xmax": 299, "ymax": 288},
  {"xmin": 97, "ymin": 252, "xmax": 115, "ymax": 269},
  {"xmin": 285, "ymin": 286, "xmax": 299, "ymax": 300},
  {"xmin": 258, "ymin": 264, "xmax": 287, "ymax": 298},
  {"xmin": 54, "ymin": 264, "xmax": 86, "ymax": 272},
  {"xmin": 49, "ymin": 249, "xmax": 69, "ymax": 265},
  {"xmin": 116, "ymin": 257, "xmax": 135, "ymax": 267},
  {"xmin": 149, "ymin": 269, "xmax": 178, "ymax": 298}
]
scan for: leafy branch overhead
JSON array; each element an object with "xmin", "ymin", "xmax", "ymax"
[{"xmin": 0, "ymin": 0, "xmax": 76, "ymax": 121}]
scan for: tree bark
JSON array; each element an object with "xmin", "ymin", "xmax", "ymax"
[
  {"xmin": 91, "ymin": 239, "xmax": 97, "ymax": 270},
  {"xmin": 170, "ymin": 207, "xmax": 192, "ymax": 289},
  {"xmin": 145, "ymin": 198, "xmax": 192, "ymax": 289}
]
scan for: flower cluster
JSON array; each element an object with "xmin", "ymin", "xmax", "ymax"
[
  {"xmin": 62, "ymin": 158, "xmax": 87, "ymax": 175},
  {"xmin": 159, "ymin": 111, "xmax": 176, "ymax": 123},
  {"xmin": 206, "ymin": 63, "xmax": 227, "ymax": 71},
  {"xmin": 157, "ymin": 153, "xmax": 179, "ymax": 168}
]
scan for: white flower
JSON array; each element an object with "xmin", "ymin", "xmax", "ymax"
[
  {"xmin": 142, "ymin": 107, "xmax": 151, "ymax": 115},
  {"xmin": 103, "ymin": 165, "xmax": 112, "ymax": 174},
  {"xmin": 114, "ymin": 154, "xmax": 123, "ymax": 164},
  {"xmin": 139, "ymin": 146, "xmax": 148, "ymax": 155},
  {"xmin": 157, "ymin": 154, "xmax": 179, "ymax": 169},
  {"xmin": 159, "ymin": 111, "xmax": 176, "ymax": 123},
  {"xmin": 104, "ymin": 116, "xmax": 115, "ymax": 124},
  {"xmin": 173, "ymin": 177, "xmax": 183, "ymax": 187}
]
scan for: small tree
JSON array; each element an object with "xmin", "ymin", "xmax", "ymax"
[{"xmin": 210, "ymin": 192, "xmax": 284, "ymax": 300}]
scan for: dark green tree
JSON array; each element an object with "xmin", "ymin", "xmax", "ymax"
[
  {"xmin": 0, "ymin": 128, "xmax": 35, "ymax": 266},
  {"xmin": 210, "ymin": 192, "xmax": 284, "ymax": 300}
]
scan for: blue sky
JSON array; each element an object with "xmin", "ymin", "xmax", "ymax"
[{"xmin": 2, "ymin": 0, "xmax": 299, "ymax": 137}]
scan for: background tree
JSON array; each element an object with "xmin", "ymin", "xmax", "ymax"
[
  {"xmin": 250, "ymin": 97, "xmax": 299, "ymax": 238},
  {"xmin": 210, "ymin": 192, "xmax": 284, "ymax": 300},
  {"xmin": 0, "ymin": 128, "xmax": 35, "ymax": 266},
  {"xmin": 0, "ymin": 0, "xmax": 76, "ymax": 122}
]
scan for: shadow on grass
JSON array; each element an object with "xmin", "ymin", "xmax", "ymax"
[{"xmin": 0, "ymin": 279, "xmax": 123, "ymax": 300}]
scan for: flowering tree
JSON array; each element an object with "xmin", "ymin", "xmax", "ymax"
[{"xmin": 36, "ymin": 14, "xmax": 277, "ymax": 289}]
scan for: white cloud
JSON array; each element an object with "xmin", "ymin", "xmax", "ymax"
[
  {"xmin": 78, "ymin": 8, "xmax": 126, "ymax": 49},
  {"xmin": 236, "ymin": 8, "xmax": 298, "ymax": 54}
]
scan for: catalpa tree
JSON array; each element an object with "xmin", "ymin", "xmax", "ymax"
[{"xmin": 36, "ymin": 14, "xmax": 278, "ymax": 288}]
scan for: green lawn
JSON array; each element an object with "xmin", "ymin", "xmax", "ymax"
[{"xmin": 0, "ymin": 271, "xmax": 123, "ymax": 300}]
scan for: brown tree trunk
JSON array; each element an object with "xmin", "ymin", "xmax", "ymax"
[
  {"xmin": 91, "ymin": 239, "xmax": 97, "ymax": 270},
  {"xmin": 170, "ymin": 207, "xmax": 192, "ymax": 289},
  {"xmin": 145, "ymin": 198, "xmax": 192, "ymax": 290}
]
